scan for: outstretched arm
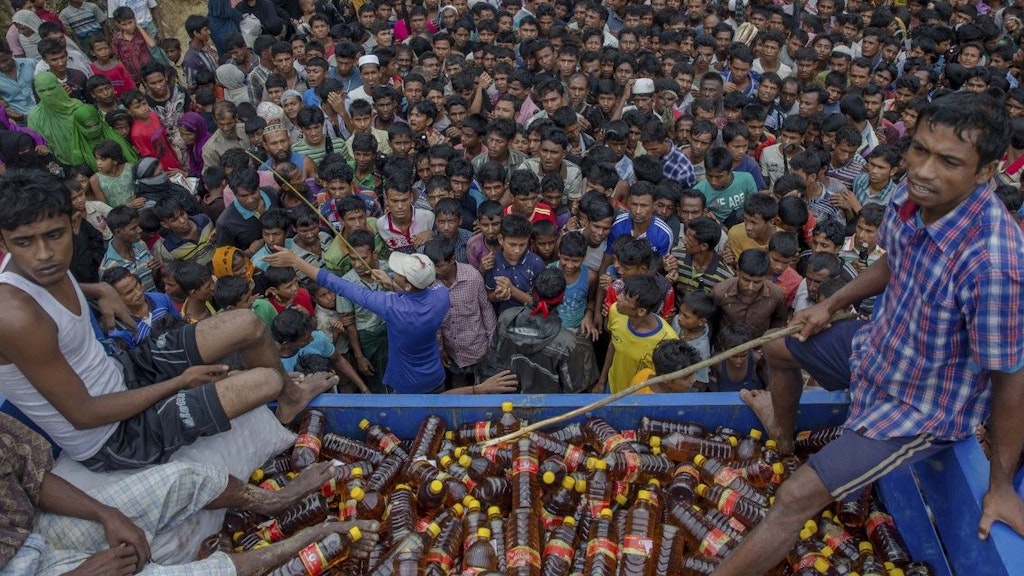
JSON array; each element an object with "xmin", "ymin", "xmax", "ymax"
[{"xmin": 979, "ymin": 368, "xmax": 1024, "ymax": 539}]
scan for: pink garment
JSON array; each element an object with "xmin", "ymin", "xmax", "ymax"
[
  {"xmin": 222, "ymin": 170, "xmax": 277, "ymax": 205},
  {"xmin": 5, "ymin": 25, "xmax": 24, "ymax": 57},
  {"xmin": 393, "ymin": 18, "xmax": 438, "ymax": 42}
]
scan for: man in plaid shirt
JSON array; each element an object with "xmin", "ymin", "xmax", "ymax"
[{"xmin": 717, "ymin": 92, "xmax": 1024, "ymax": 575}]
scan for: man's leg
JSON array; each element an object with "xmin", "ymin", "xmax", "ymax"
[{"xmin": 193, "ymin": 310, "xmax": 287, "ymax": 378}]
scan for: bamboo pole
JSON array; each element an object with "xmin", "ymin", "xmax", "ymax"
[{"xmin": 479, "ymin": 311, "xmax": 859, "ymax": 447}]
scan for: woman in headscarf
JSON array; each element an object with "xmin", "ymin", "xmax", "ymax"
[
  {"xmin": 69, "ymin": 105, "xmax": 139, "ymax": 171},
  {"xmin": 28, "ymin": 72, "xmax": 85, "ymax": 166},
  {"xmin": 133, "ymin": 157, "xmax": 204, "ymax": 215},
  {"xmin": 11, "ymin": 10, "xmax": 42, "ymax": 60},
  {"xmin": 176, "ymin": 112, "xmax": 212, "ymax": 178},
  {"xmin": 0, "ymin": 131, "xmax": 48, "ymax": 171},
  {"xmin": 210, "ymin": 245, "xmax": 275, "ymax": 323},
  {"xmin": 0, "ymin": 105, "xmax": 46, "ymax": 149},
  {"xmin": 216, "ymin": 64, "xmax": 252, "ymax": 106}
]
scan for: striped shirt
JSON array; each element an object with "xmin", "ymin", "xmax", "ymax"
[
  {"xmin": 672, "ymin": 248, "xmax": 734, "ymax": 296},
  {"xmin": 606, "ymin": 213, "xmax": 675, "ymax": 257},
  {"xmin": 827, "ymin": 154, "xmax": 866, "ymax": 189},
  {"xmin": 847, "ymin": 181, "xmax": 1024, "ymax": 440}
]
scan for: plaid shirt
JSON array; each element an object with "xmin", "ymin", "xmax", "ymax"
[
  {"xmin": 847, "ymin": 181, "xmax": 1024, "ymax": 440},
  {"xmin": 439, "ymin": 263, "xmax": 496, "ymax": 368},
  {"xmin": 662, "ymin": 143, "xmax": 696, "ymax": 188},
  {"xmin": 111, "ymin": 31, "xmax": 153, "ymax": 81}
]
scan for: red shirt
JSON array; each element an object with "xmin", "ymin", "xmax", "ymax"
[
  {"xmin": 772, "ymin": 267, "xmax": 803, "ymax": 308},
  {"xmin": 269, "ymin": 287, "xmax": 315, "ymax": 315},
  {"xmin": 130, "ymin": 112, "xmax": 182, "ymax": 172},
  {"xmin": 503, "ymin": 201, "xmax": 558, "ymax": 226},
  {"xmin": 90, "ymin": 62, "xmax": 137, "ymax": 97}
]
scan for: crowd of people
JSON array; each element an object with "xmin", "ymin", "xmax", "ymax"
[{"xmin": 3, "ymin": 0, "xmax": 1024, "ymax": 573}]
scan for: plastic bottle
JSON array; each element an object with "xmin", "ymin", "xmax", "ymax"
[
  {"xmin": 463, "ymin": 444, "xmax": 513, "ymax": 469},
  {"xmin": 530, "ymin": 432, "xmax": 587, "ymax": 472},
  {"xmin": 320, "ymin": 461, "xmax": 372, "ymax": 500},
  {"xmin": 652, "ymin": 524, "xmax": 684, "ymax": 576},
  {"xmin": 392, "ymin": 523, "xmax": 441, "ymax": 576},
  {"xmin": 735, "ymin": 459, "xmax": 786, "ymax": 490},
  {"xmin": 486, "ymin": 506, "xmax": 507, "ymax": 573},
  {"xmin": 340, "ymin": 489, "xmax": 361, "ymax": 522},
  {"xmin": 496, "ymin": 401, "xmax": 523, "ymax": 435},
  {"xmin": 637, "ymin": 417, "xmax": 706, "ymax": 444},
  {"xmin": 581, "ymin": 508, "xmax": 618, "ymax": 576},
  {"xmin": 549, "ymin": 423, "xmax": 584, "ymax": 445},
  {"xmin": 423, "ymin": 508, "xmax": 464, "ymax": 576},
  {"xmin": 384, "ymin": 484, "xmax": 416, "ymax": 547},
  {"xmin": 321, "ymin": 433, "xmax": 386, "ymax": 466},
  {"xmin": 460, "ymin": 453, "xmax": 504, "ymax": 481},
  {"xmin": 291, "ymin": 409, "xmax": 328, "ymax": 470},
  {"xmin": 619, "ymin": 489, "xmax": 659, "ymax": 576},
  {"xmin": 696, "ymin": 483, "xmax": 766, "ymax": 529},
  {"xmin": 259, "ymin": 473, "xmax": 294, "ymax": 492},
  {"xmin": 582, "ymin": 418, "xmax": 632, "ymax": 454},
  {"xmin": 511, "ymin": 437, "xmax": 540, "ymax": 511},
  {"xmin": 787, "ymin": 528, "xmax": 830, "ymax": 573},
  {"xmin": 815, "ymin": 512, "xmax": 860, "ymax": 562},
  {"xmin": 736, "ymin": 429, "xmax": 764, "ymax": 461},
  {"xmin": 701, "ymin": 506, "xmax": 747, "ymax": 540},
  {"xmin": 253, "ymin": 493, "xmax": 330, "ymax": 542},
  {"xmin": 678, "ymin": 555, "xmax": 722, "ymax": 575},
  {"xmin": 267, "ymin": 525, "xmax": 362, "ymax": 576},
  {"xmin": 566, "ymin": 510, "xmax": 591, "ymax": 576},
  {"xmin": 540, "ymin": 516, "xmax": 578, "ymax": 576},
  {"xmin": 904, "ymin": 562, "xmax": 936, "ymax": 575},
  {"xmin": 461, "ymin": 498, "xmax": 486, "ymax": 557},
  {"xmin": 543, "ymin": 475, "xmax": 579, "ymax": 517},
  {"xmin": 407, "ymin": 415, "xmax": 447, "ymax": 462},
  {"xmin": 651, "ymin": 433, "xmax": 736, "ymax": 463},
  {"xmin": 471, "ymin": 476, "xmax": 511, "ymax": 509},
  {"xmin": 359, "ymin": 418, "xmax": 410, "ymax": 459},
  {"xmin": 463, "ymin": 527, "xmax": 498, "ymax": 576},
  {"xmin": 865, "ymin": 498, "xmax": 912, "ymax": 566},
  {"xmin": 603, "ymin": 452, "xmax": 673, "ymax": 484},
  {"xmin": 856, "ymin": 542, "xmax": 886, "ymax": 576},
  {"xmin": 666, "ymin": 463, "xmax": 701, "ymax": 503},
  {"xmin": 417, "ymin": 479, "xmax": 448, "ymax": 517},
  {"xmin": 538, "ymin": 455, "xmax": 569, "ymax": 486},
  {"xmin": 354, "ymin": 486, "xmax": 386, "ymax": 520},
  {"xmin": 251, "ymin": 454, "xmax": 294, "ymax": 483},
  {"xmin": 224, "ymin": 510, "xmax": 261, "ymax": 536},
  {"xmin": 584, "ymin": 458, "xmax": 612, "ymax": 517},
  {"xmin": 693, "ymin": 455, "xmax": 769, "ymax": 506},
  {"xmin": 666, "ymin": 504, "xmax": 737, "ymax": 559},
  {"xmin": 835, "ymin": 485, "xmax": 872, "ymax": 528},
  {"xmin": 364, "ymin": 453, "xmax": 405, "ymax": 495},
  {"xmin": 794, "ymin": 426, "xmax": 844, "ymax": 456},
  {"xmin": 234, "ymin": 531, "xmax": 271, "ymax": 552},
  {"xmin": 405, "ymin": 458, "xmax": 443, "ymax": 488},
  {"xmin": 505, "ymin": 507, "xmax": 542, "ymax": 576}
]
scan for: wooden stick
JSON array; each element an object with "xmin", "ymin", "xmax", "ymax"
[{"xmin": 479, "ymin": 311, "xmax": 859, "ymax": 447}]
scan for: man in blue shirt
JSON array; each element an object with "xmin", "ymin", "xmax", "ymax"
[
  {"xmin": 0, "ymin": 43, "xmax": 37, "ymax": 118},
  {"xmin": 264, "ymin": 247, "xmax": 451, "ymax": 394},
  {"xmin": 605, "ymin": 181, "xmax": 675, "ymax": 258}
]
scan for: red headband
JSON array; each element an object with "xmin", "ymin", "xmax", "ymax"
[{"xmin": 530, "ymin": 292, "xmax": 564, "ymax": 319}]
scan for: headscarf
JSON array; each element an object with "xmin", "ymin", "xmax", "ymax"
[
  {"xmin": 0, "ymin": 131, "xmax": 47, "ymax": 170},
  {"xmin": 69, "ymin": 105, "xmax": 139, "ymax": 171},
  {"xmin": 217, "ymin": 64, "xmax": 251, "ymax": 105},
  {"xmin": 212, "ymin": 246, "xmax": 254, "ymax": 280},
  {"xmin": 177, "ymin": 112, "xmax": 212, "ymax": 177},
  {"xmin": 12, "ymin": 10, "xmax": 42, "ymax": 60},
  {"xmin": 28, "ymin": 72, "xmax": 85, "ymax": 166},
  {"xmin": 0, "ymin": 105, "xmax": 45, "ymax": 147},
  {"xmin": 256, "ymin": 101, "xmax": 285, "ymax": 125}
]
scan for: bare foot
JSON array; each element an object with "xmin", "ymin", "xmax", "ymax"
[
  {"xmin": 741, "ymin": 389, "xmax": 790, "ymax": 450},
  {"xmin": 276, "ymin": 372, "xmax": 340, "ymax": 424},
  {"xmin": 259, "ymin": 462, "xmax": 337, "ymax": 515}
]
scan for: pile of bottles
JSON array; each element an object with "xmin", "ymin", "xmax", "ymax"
[{"xmin": 200, "ymin": 405, "xmax": 937, "ymax": 576}]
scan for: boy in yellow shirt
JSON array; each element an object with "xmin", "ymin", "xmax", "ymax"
[{"xmin": 631, "ymin": 339, "xmax": 702, "ymax": 393}]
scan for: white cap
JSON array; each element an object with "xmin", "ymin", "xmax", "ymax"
[
  {"xmin": 358, "ymin": 55, "xmax": 380, "ymax": 68},
  {"xmin": 388, "ymin": 252, "xmax": 436, "ymax": 289},
  {"xmin": 831, "ymin": 45, "xmax": 854, "ymax": 58},
  {"xmin": 633, "ymin": 78, "xmax": 655, "ymax": 95}
]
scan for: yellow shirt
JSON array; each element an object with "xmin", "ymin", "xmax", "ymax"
[
  {"xmin": 607, "ymin": 304, "xmax": 678, "ymax": 394},
  {"xmin": 631, "ymin": 368, "xmax": 657, "ymax": 394},
  {"xmin": 726, "ymin": 223, "xmax": 772, "ymax": 261}
]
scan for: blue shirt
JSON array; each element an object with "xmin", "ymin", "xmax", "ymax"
[
  {"xmin": 484, "ymin": 250, "xmax": 546, "ymax": 315},
  {"xmin": 281, "ymin": 330, "xmax": 335, "ymax": 372},
  {"xmin": 0, "ymin": 58, "xmax": 38, "ymax": 115},
  {"xmin": 661, "ymin": 143, "xmax": 696, "ymax": 188},
  {"xmin": 316, "ymin": 268, "xmax": 450, "ymax": 393},
  {"xmin": 606, "ymin": 213, "xmax": 674, "ymax": 257}
]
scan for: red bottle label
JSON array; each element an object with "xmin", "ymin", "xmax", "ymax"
[
  {"xmin": 425, "ymin": 550, "xmax": 453, "ymax": 569},
  {"xmin": 621, "ymin": 429, "xmax": 637, "ymax": 441},
  {"xmin": 474, "ymin": 421, "xmax": 492, "ymax": 441},
  {"xmin": 543, "ymin": 538, "xmax": 574, "ymax": 561},
  {"xmin": 564, "ymin": 445, "xmax": 585, "ymax": 471},
  {"xmin": 865, "ymin": 512, "xmax": 894, "ymax": 536},
  {"xmin": 698, "ymin": 528, "xmax": 731, "ymax": 557},
  {"xmin": 298, "ymin": 542, "xmax": 327, "ymax": 576},
  {"xmin": 256, "ymin": 519, "xmax": 285, "ymax": 542},
  {"xmin": 586, "ymin": 537, "xmax": 618, "ymax": 561},
  {"xmin": 342, "ymin": 498, "xmax": 357, "ymax": 520},
  {"xmin": 622, "ymin": 534, "xmax": 655, "ymax": 556},
  {"xmin": 717, "ymin": 489, "xmax": 742, "ymax": 516},
  {"xmin": 512, "ymin": 454, "xmax": 539, "ymax": 475},
  {"xmin": 379, "ymin": 433, "xmax": 402, "ymax": 454},
  {"xmin": 621, "ymin": 452, "xmax": 641, "ymax": 482},
  {"xmin": 507, "ymin": 545, "xmax": 541, "ymax": 568},
  {"xmin": 713, "ymin": 466, "xmax": 743, "ymax": 487},
  {"xmin": 602, "ymin": 434, "xmax": 627, "ymax": 454},
  {"xmin": 294, "ymin": 434, "xmax": 322, "ymax": 454}
]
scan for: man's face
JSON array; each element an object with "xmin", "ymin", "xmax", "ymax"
[
  {"xmin": 729, "ymin": 58, "xmax": 751, "ymax": 83},
  {"xmin": 263, "ymin": 130, "xmax": 292, "ymax": 162},
  {"xmin": 539, "ymin": 89, "xmax": 563, "ymax": 114},
  {"xmin": 689, "ymin": 131, "xmax": 713, "ymax": 160},
  {"xmin": 706, "ymin": 170, "xmax": 733, "ymax": 191},
  {"xmin": 700, "ymin": 80, "xmax": 721, "ymax": 101},
  {"xmin": 113, "ymin": 275, "xmax": 146, "ymax": 309},
  {"xmin": 737, "ymin": 271, "xmax": 766, "ymax": 298},
  {"xmin": 235, "ymin": 187, "xmax": 263, "ymax": 212},
  {"xmin": 798, "ymin": 92, "xmax": 821, "ymax": 116},
  {"xmin": 143, "ymin": 71, "xmax": 169, "ymax": 99},
  {"xmin": 812, "ymin": 232, "xmax": 838, "ymax": 254},
  {"xmin": 306, "ymin": 65, "xmax": 326, "ymax": 87},
  {"xmin": 518, "ymin": 22, "xmax": 538, "ymax": 41},
  {"xmin": 861, "ymin": 34, "xmax": 880, "ymax": 58},
  {"xmin": 904, "ymin": 120, "xmax": 993, "ymax": 221},
  {"xmin": 274, "ymin": 52, "xmax": 295, "ymax": 75},
  {"xmin": 628, "ymin": 193, "xmax": 654, "ymax": 225},
  {"xmin": 428, "ymin": 156, "xmax": 448, "ymax": 176},
  {"xmin": 849, "ymin": 65, "xmax": 870, "ymax": 88},
  {"xmin": 340, "ymin": 208, "xmax": 368, "ymax": 234},
  {"xmin": 361, "ymin": 65, "xmax": 382, "ymax": 88},
  {"xmin": 390, "ymin": 135, "xmax": 413, "ymax": 156},
  {"xmin": 768, "ymin": 250, "xmax": 797, "ymax": 276},
  {"xmin": 653, "ymin": 197, "xmax": 675, "ymax": 221},
  {"xmin": 512, "ymin": 191, "xmax": 539, "ymax": 216},
  {"xmin": 796, "ymin": 58, "xmax": 817, "ymax": 82},
  {"xmin": 726, "ymin": 136, "xmax": 748, "ymax": 164},
  {"xmin": 90, "ymin": 82, "xmax": 116, "ymax": 105},
  {"xmin": 743, "ymin": 213, "xmax": 772, "ymax": 242},
  {"xmin": 499, "ymin": 234, "xmax": 529, "ymax": 263},
  {"xmin": 535, "ymin": 47, "xmax": 555, "ymax": 72},
  {"xmin": 0, "ymin": 215, "xmax": 74, "ymax": 286},
  {"xmin": 385, "ymin": 189, "xmax": 413, "ymax": 220},
  {"xmin": 434, "ymin": 212, "xmax": 460, "ymax": 238},
  {"xmin": 161, "ymin": 210, "xmax": 192, "ymax": 236},
  {"xmin": 262, "ymin": 226, "xmax": 286, "ymax": 248},
  {"xmin": 854, "ymin": 219, "xmax": 878, "ymax": 249},
  {"xmin": 964, "ymin": 77, "xmax": 988, "ymax": 93},
  {"xmin": 832, "ymin": 143, "xmax": 857, "ymax": 168},
  {"xmin": 805, "ymin": 266, "xmax": 831, "ymax": 300},
  {"xmin": 43, "ymin": 50, "xmax": 69, "ymax": 75},
  {"xmin": 374, "ymin": 97, "xmax": 397, "ymax": 121},
  {"xmin": 538, "ymin": 141, "xmax": 565, "ymax": 173}
]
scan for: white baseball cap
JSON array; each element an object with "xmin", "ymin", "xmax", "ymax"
[{"xmin": 388, "ymin": 252, "xmax": 436, "ymax": 289}]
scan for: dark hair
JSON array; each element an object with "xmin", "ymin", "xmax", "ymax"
[
  {"xmin": 422, "ymin": 236, "xmax": 456, "ymax": 265},
  {"xmin": 230, "ymin": 167, "xmax": 260, "ymax": 192},
  {"xmin": 213, "ymin": 276, "xmax": 251, "ymax": 309},
  {"xmin": 264, "ymin": 265, "xmax": 297, "ymax": 289},
  {"xmin": 614, "ymin": 237, "xmax": 655, "ymax": 267},
  {"xmin": 555, "ymin": 231, "xmax": 586, "ymax": 258},
  {"xmin": 621, "ymin": 274, "xmax": 663, "ymax": 312},
  {"xmin": 812, "ymin": 219, "xmax": 846, "ymax": 248},
  {"xmin": 768, "ymin": 231, "xmax": 800, "ymax": 258},
  {"xmin": 744, "ymin": 194, "xmax": 779, "ymax": 221},
  {"xmin": 346, "ymin": 228, "xmax": 375, "ymax": 250},
  {"xmin": 260, "ymin": 208, "xmax": 292, "ymax": 232},
  {"xmin": 858, "ymin": 203, "xmax": 886, "ymax": 228},
  {"xmin": 777, "ymin": 195, "xmax": 809, "ymax": 228},
  {"xmin": 704, "ymin": 146, "xmax": 734, "ymax": 173},
  {"xmin": 0, "ymin": 170, "xmax": 73, "ymax": 230},
  {"xmin": 531, "ymin": 219, "xmax": 557, "ymax": 239},
  {"xmin": 652, "ymin": 340, "xmax": 701, "ymax": 376},
  {"xmin": 681, "ymin": 291, "xmax": 716, "ymax": 319},
  {"xmin": 173, "ymin": 261, "xmax": 212, "ymax": 294},
  {"xmin": 737, "ymin": 249, "xmax": 771, "ymax": 277},
  {"xmin": 335, "ymin": 195, "xmax": 367, "ymax": 220},
  {"xmin": 106, "ymin": 205, "xmax": 140, "ymax": 232},
  {"xmin": 271, "ymin": 308, "xmax": 314, "ymax": 344},
  {"xmin": 687, "ymin": 217, "xmax": 721, "ymax": 251},
  {"xmin": 509, "ymin": 170, "xmax": 541, "ymax": 197},
  {"xmin": 805, "ymin": 251, "xmax": 842, "ymax": 277},
  {"xmin": 919, "ymin": 92, "xmax": 1010, "ymax": 169},
  {"xmin": 101, "ymin": 265, "xmax": 137, "ymax": 287},
  {"xmin": 500, "ymin": 213, "xmax": 532, "ymax": 239},
  {"xmin": 718, "ymin": 323, "xmax": 753, "ymax": 350},
  {"xmin": 152, "ymin": 196, "xmax": 186, "ymax": 222},
  {"xmin": 94, "ymin": 140, "xmax": 128, "ymax": 164},
  {"xmin": 580, "ymin": 192, "xmax": 615, "ymax": 222}
]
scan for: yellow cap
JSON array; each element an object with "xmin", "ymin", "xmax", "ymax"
[
  {"xmin": 694, "ymin": 454, "xmax": 707, "ymax": 466},
  {"xmin": 427, "ymin": 523, "xmax": 441, "ymax": 537},
  {"xmin": 813, "ymin": 557, "xmax": 830, "ymax": 574},
  {"xmin": 454, "ymin": 447, "xmax": 466, "ymax": 458},
  {"xmin": 395, "ymin": 483, "xmax": 411, "ymax": 491},
  {"xmin": 599, "ymin": 508, "xmax": 613, "ymax": 519},
  {"xmin": 749, "ymin": 429, "xmax": 762, "ymax": 440},
  {"xmin": 799, "ymin": 527, "xmax": 813, "ymax": 540},
  {"xmin": 563, "ymin": 516, "xmax": 576, "ymax": 527},
  {"xmin": 452, "ymin": 503, "xmax": 465, "ymax": 516},
  {"xmin": 350, "ymin": 486, "xmax": 365, "ymax": 500},
  {"xmin": 589, "ymin": 458, "xmax": 607, "ymax": 470},
  {"xmin": 638, "ymin": 489, "xmax": 652, "ymax": 501},
  {"xmin": 647, "ymin": 479, "xmax": 661, "ymax": 488},
  {"xmin": 348, "ymin": 526, "xmax": 363, "ymax": 541},
  {"xmin": 649, "ymin": 436, "xmax": 662, "ymax": 448},
  {"xmin": 440, "ymin": 455, "xmax": 452, "ymax": 467},
  {"xmin": 232, "ymin": 531, "xmax": 245, "ymax": 542},
  {"xmin": 502, "ymin": 401, "xmax": 513, "ymax": 412},
  {"xmin": 805, "ymin": 519, "xmax": 818, "ymax": 532},
  {"xmin": 459, "ymin": 454, "xmax": 473, "ymax": 468},
  {"xmin": 351, "ymin": 467, "xmax": 363, "ymax": 477},
  {"xmin": 429, "ymin": 479, "xmax": 445, "ymax": 495},
  {"xmin": 585, "ymin": 457, "xmax": 598, "ymax": 469},
  {"xmin": 727, "ymin": 436, "xmax": 738, "ymax": 447},
  {"xmin": 858, "ymin": 541, "xmax": 874, "ymax": 554},
  {"xmin": 820, "ymin": 546, "xmax": 834, "ymax": 558},
  {"xmin": 575, "ymin": 479, "xmax": 587, "ymax": 492},
  {"xmin": 765, "ymin": 439, "xmax": 778, "ymax": 449},
  {"xmin": 358, "ymin": 419, "xmax": 371, "ymax": 430},
  {"xmin": 772, "ymin": 462, "xmax": 785, "ymax": 475},
  {"xmin": 542, "ymin": 471, "xmax": 557, "ymax": 485},
  {"xmin": 696, "ymin": 484, "xmax": 709, "ymax": 497},
  {"xmin": 652, "ymin": 446, "xmax": 662, "ymax": 456},
  {"xmin": 477, "ymin": 527, "xmax": 492, "ymax": 539},
  {"xmin": 615, "ymin": 493, "xmax": 628, "ymax": 506},
  {"xmin": 488, "ymin": 505, "xmax": 501, "ymax": 516},
  {"xmin": 821, "ymin": 510, "xmax": 834, "ymax": 520},
  {"xmin": 562, "ymin": 476, "xmax": 575, "ymax": 490},
  {"xmin": 250, "ymin": 468, "xmax": 265, "ymax": 482},
  {"xmin": 444, "ymin": 431, "xmax": 454, "ymax": 440},
  {"xmin": 884, "ymin": 562, "xmax": 896, "ymax": 570},
  {"xmin": 769, "ymin": 496, "xmax": 776, "ymax": 506}
]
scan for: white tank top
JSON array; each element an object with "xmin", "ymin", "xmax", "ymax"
[{"xmin": 0, "ymin": 255, "xmax": 123, "ymax": 460}]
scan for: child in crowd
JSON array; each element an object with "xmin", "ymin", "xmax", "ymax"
[
  {"xmin": 67, "ymin": 168, "xmax": 112, "ymax": 241},
  {"xmin": 727, "ymin": 193, "xmax": 779, "ymax": 261},
  {"xmin": 100, "ymin": 206, "xmax": 158, "ymax": 292},
  {"xmin": 152, "ymin": 196, "xmax": 217, "ymax": 267},
  {"xmin": 672, "ymin": 291, "xmax": 715, "ymax": 391},
  {"xmin": 631, "ymin": 339, "xmax": 703, "ymax": 393},
  {"xmin": 602, "ymin": 237, "xmax": 674, "ymax": 320},
  {"xmin": 252, "ymin": 208, "xmax": 294, "ymax": 271},
  {"xmin": 432, "ymin": 197, "xmax": 471, "ymax": 264},
  {"xmin": 712, "ymin": 323, "xmax": 765, "ymax": 392},
  {"xmin": 213, "ymin": 275, "xmax": 277, "ymax": 326},
  {"xmin": 311, "ymin": 281, "xmax": 348, "ymax": 352},
  {"xmin": 551, "ymin": 231, "xmax": 594, "ymax": 332},
  {"xmin": 122, "ymin": 90, "xmax": 182, "ymax": 171},
  {"xmin": 110, "ymin": 6, "xmax": 156, "ymax": 81},
  {"xmin": 337, "ymin": 229, "xmax": 390, "ymax": 394},
  {"xmin": 768, "ymin": 231, "xmax": 804, "ymax": 309},
  {"xmin": 484, "ymin": 213, "xmax": 546, "ymax": 315},
  {"xmin": 600, "ymin": 274, "xmax": 679, "ymax": 393},
  {"xmin": 270, "ymin": 308, "xmax": 336, "ymax": 375},
  {"xmin": 88, "ymin": 36, "xmax": 136, "ymax": 98},
  {"xmin": 175, "ymin": 261, "xmax": 217, "ymax": 323},
  {"xmin": 541, "ymin": 173, "xmax": 572, "ymax": 228},
  {"xmin": 265, "ymin": 265, "xmax": 314, "ymax": 314},
  {"xmin": 531, "ymin": 220, "xmax": 559, "ymax": 266}
]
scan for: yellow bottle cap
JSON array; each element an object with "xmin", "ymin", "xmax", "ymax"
[
  {"xmin": 650, "ymin": 436, "xmax": 662, "ymax": 448},
  {"xmin": 440, "ymin": 455, "xmax": 452, "ymax": 467},
  {"xmin": 585, "ymin": 456, "xmax": 598, "ymax": 469},
  {"xmin": 694, "ymin": 454, "xmax": 707, "ymax": 466},
  {"xmin": 591, "ymin": 458, "xmax": 608, "ymax": 470},
  {"xmin": 542, "ymin": 470, "xmax": 557, "ymax": 485},
  {"xmin": 351, "ymin": 467, "xmax": 363, "ymax": 477},
  {"xmin": 575, "ymin": 479, "xmax": 587, "ymax": 492},
  {"xmin": 444, "ymin": 431, "xmax": 454, "ymax": 441},
  {"xmin": 727, "ymin": 436, "xmax": 738, "ymax": 447},
  {"xmin": 799, "ymin": 527, "xmax": 813, "ymax": 540},
  {"xmin": 820, "ymin": 546, "xmax": 834, "ymax": 558},
  {"xmin": 652, "ymin": 446, "xmax": 662, "ymax": 456},
  {"xmin": 488, "ymin": 505, "xmax": 502, "ymax": 516},
  {"xmin": 884, "ymin": 562, "xmax": 896, "ymax": 570},
  {"xmin": 821, "ymin": 510, "xmax": 834, "ymax": 520},
  {"xmin": 250, "ymin": 469, "xmax": 265, "ymax": 482},
  {"xmin": 452, "ymin": 503, "xmax": 465, "ymax": 516},
  {"xmin": 427, "ymin": 523, "xmax": 441, "ymax": 537},
  {"xmin": 358, "ymin": 419, "xmax": 370, "ymax": 430},
  {"xmin": 858, "ymin": 541, "xmax": 874, "ymax": 554},
  {"xmin": 813, "ymin": 557, "xmax": 830, "ymax": 573},
  {"xmin": 805, "ymin": 519, "xmax": 818, "ymax": 532},
  {"xmin": 350, "ymin": 486, "xmax": 365, "ymax": 500},
  {"xmin": 563, "ymin": 516, "xmax": 576, "ymax": 527},
  {"xmin": 889, "ymin": 570, "xmax": 905, "ymax": 576},
  {"xmin": 502, "ymin": 401, "xmax": 513, "ymax": 412},
  {"xmin": 478, "ymin": 527, "xmax": 491, "ymax": 539},
  {"xmin": 749, "ymin": 429, "xmax": 762, "ymax": 440},
  {"xmin": 648, "ymin": 478, "xmax": 661, "ymax": 488},
  {"xmin": 638, "ymin": 489, "xmax": 652, "ymax": 501},
  {"xmin": 454, "ymin": 447, "xmax": 466, "ymax": 458},
  {"xmin": 772, "ymin": 462, "xmax": 786, "ymax": 475},
  {"xmin": 429, "ymin": 479, "xmax": 445, "ymax": 495},
  {"xmin": 232, "ymin": 531, "xmax": 245, "ymax": 542},
  {"xmin": 348, "ymin": 526, "xmax": 363, "ymax": 541},
  {"xmin": 459, "ymin": 454, "xmax": 473, "ymax": 468},
  {"xmin": 561, "ymin": 476, "xmax": 575, "ymax": 490},
  {"xmin": 395, "ymin": 483, "xmax": 410, "ymax": 491},
  {"xmin": 599, "ymin": 508, "xmax": 613, "ymax": 519},
  {"xmin": 615, "ymin": 493, "xmax": 628, "ymax": 505}
]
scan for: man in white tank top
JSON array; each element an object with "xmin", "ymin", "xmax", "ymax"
[{"xmin": 0, "ymin": 170, "xmax": 338, "ymax": 472}]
